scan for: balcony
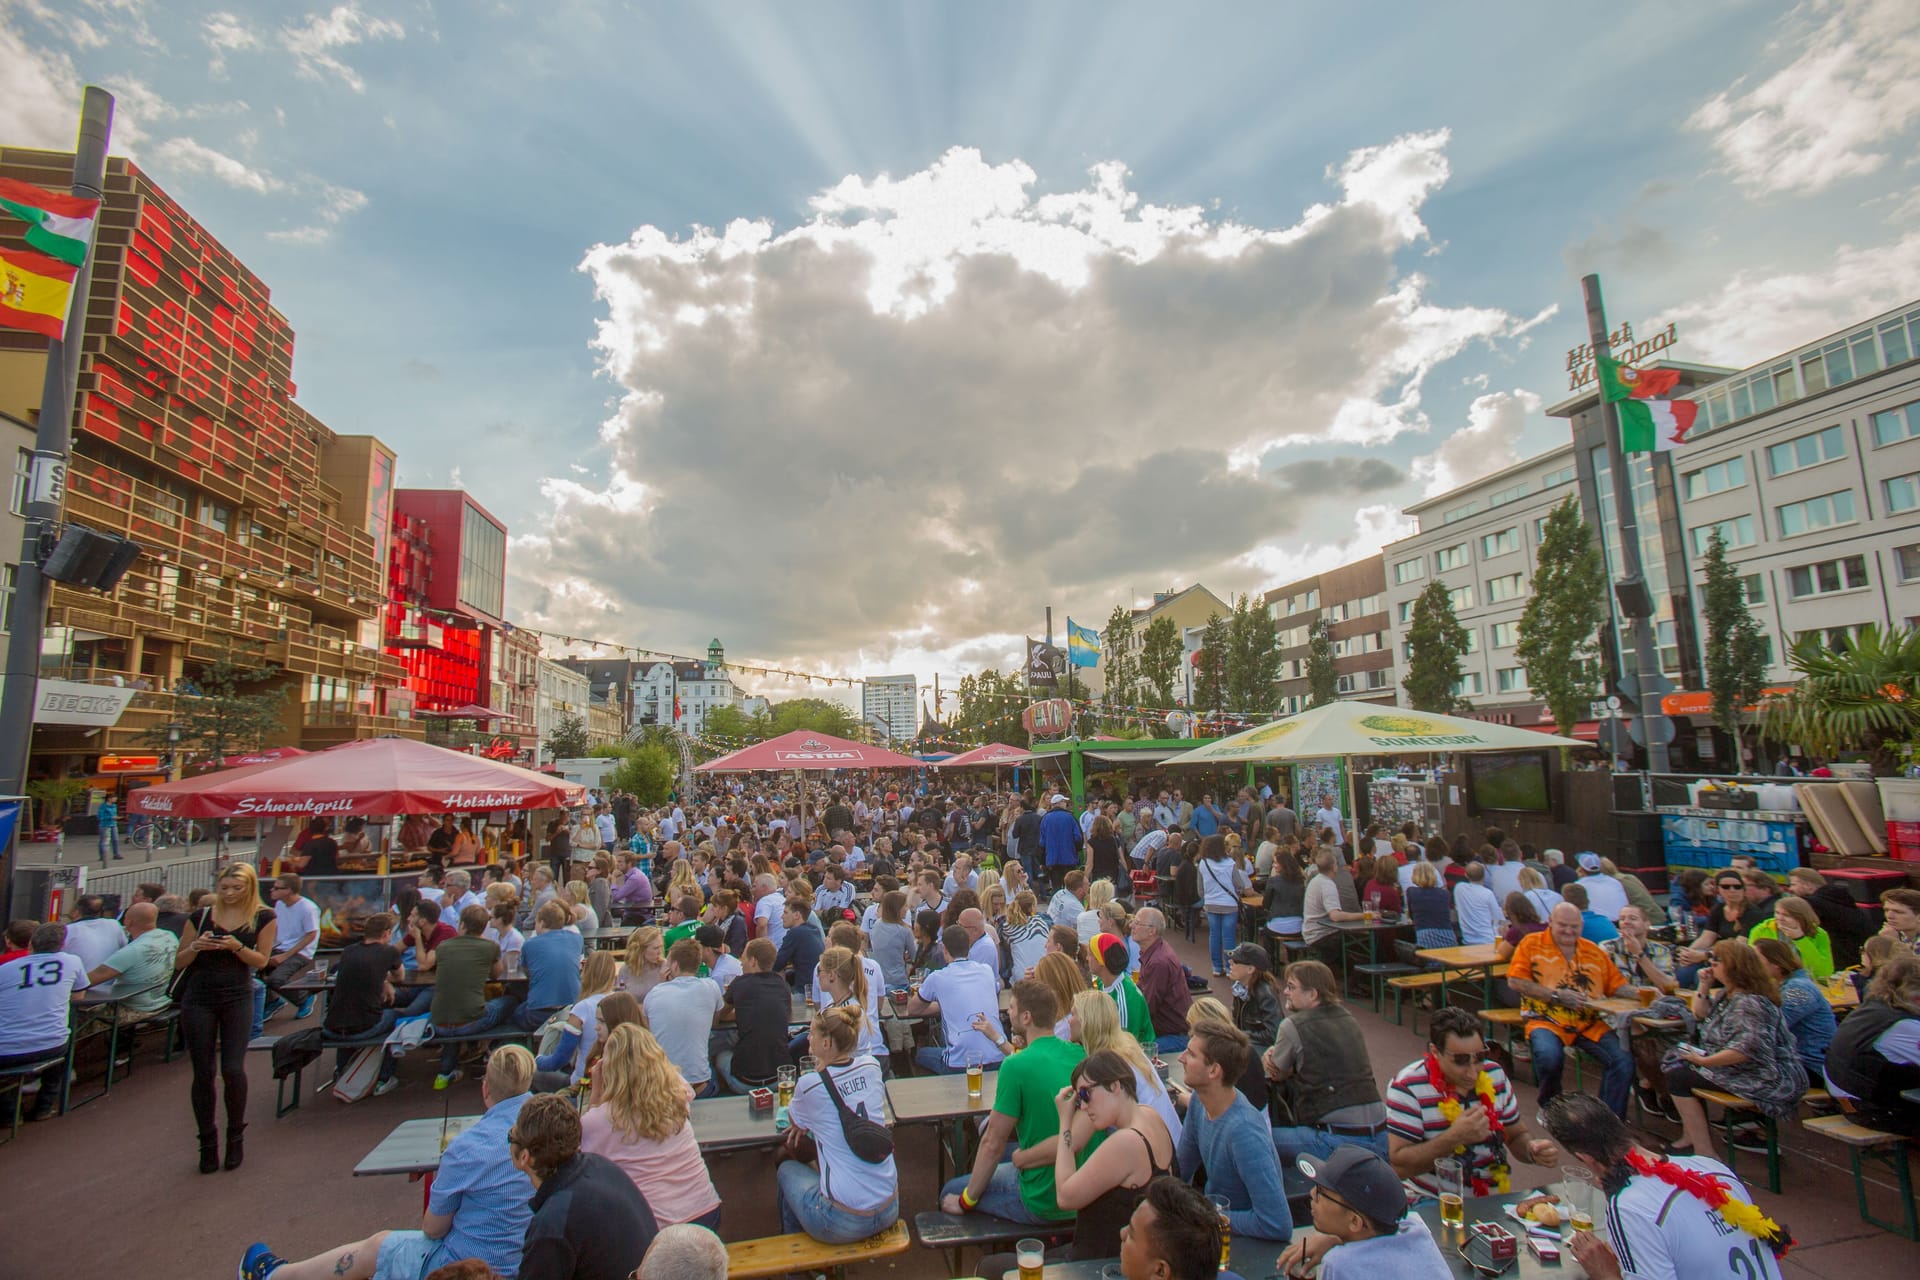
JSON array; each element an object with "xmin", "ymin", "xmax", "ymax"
[{"xmin": 299, "ymin": 708, "xmax": 425, "ymax": 750}]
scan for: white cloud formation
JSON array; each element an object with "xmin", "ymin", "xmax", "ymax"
[
  {"xmin": 1690, "ymin": 0, "xmax": 1920, "ymax": 195},
  {"xmin": 203, "ymin": 11, "xmax": 261, "ymax": 76},
  {"xmin": 1410, "ymin": 389, "xmax": 1543, "ymax": 496},
  {"xmin": 280, "ymin": 3, "xmax": 405, "ymax": 92},
  {"xmin": 512, "ymin": 138, "xmax": 1535, "ymax": 667},
  {"xmin": 152, "ymin": 136, "xmax": 284, "ymax": 194},
  {"xmin": 1654, "ymin": 230, "xmax": 1920, "ymax": 366},
  {"xmin": 0, "ymin": 15, "xmax": 152, "ymax": 154}
]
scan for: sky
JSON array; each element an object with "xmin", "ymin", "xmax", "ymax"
[{"xmin": 5, "ymin": 0, "xmax": 1920, "ymax": 714}]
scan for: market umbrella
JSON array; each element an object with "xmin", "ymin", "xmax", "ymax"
[
  {"xmin": 209, "ymin": 746, "xmax": 308, "ymax": 769},
  {"xmin": 125, "ymin": 736, "xmax": 586, "ymax": 820},
  {"xmin": 1159, "ymin": 701, "xmax": 1582, "ymax": 839},
  {"xmin": 691, "ymin": 729, "xmax": 923, "ymax": 772},
  {"xmin": 940, "ymin": 742, "xmax": 1033, "ymax": 768}
]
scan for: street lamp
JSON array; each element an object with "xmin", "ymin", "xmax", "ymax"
[{"xmin": 163, "ymin": 721, "xmax": 183, "ymax": 777}]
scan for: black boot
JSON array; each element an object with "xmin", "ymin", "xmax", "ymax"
[
  {"xmin": 224, "ymin": 1124, "xmax": 245, "ymax": 1171},
  {"xmin": 199, "ymin": 1129, "xmax": 220, "ymax": 1174}
]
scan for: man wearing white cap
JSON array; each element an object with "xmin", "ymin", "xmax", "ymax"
[
  {"xmin": 1574, "ymin": 852, "xmax": 1630, "ymax": 922},
  {"xmin": 1038, "ymin": 793, "xmax": 1085, "ymax": 889}
]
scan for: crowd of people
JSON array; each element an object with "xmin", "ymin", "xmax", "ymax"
[{"xmin": 6, "ymin": 772, "xmax": 1920, "ymax": 1280}]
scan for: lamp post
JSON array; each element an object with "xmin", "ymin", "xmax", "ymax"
[{"xmin": 163, "ymin": 722, "xmax": 183, "ymax": 779}]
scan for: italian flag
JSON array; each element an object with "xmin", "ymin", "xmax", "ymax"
[
  {"xmin": 0, "ymin": 176, "xmax": 100, "ymax": 267},
  {"xmin": 1618, "ymin": 396, "xmax": 1699, "ymax": 453},
  {"xmin": 0, "ymin": 244, "xmax": 77, "ymax": 340}
]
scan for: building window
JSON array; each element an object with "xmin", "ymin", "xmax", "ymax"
[
  {"xmin": 1689, "ymin": 514, "xmax": 1756, "ymax": 555},
  {"xmin": 1495, "ymin": 667, "xmax": 1526, "ymax": 693},
  {"xmin": 1434, "ymin": 544, "xmax": 1469, "ymax": 572},
  {"xmin": 1481, "ymin": 528, "xmax": 1519, "ymax": 557},
  {"xmin": 1442, "ymin": 503, "xmax": 1478, "ymax": 524},
  {"xmin": 1775, "ymin": 489, "xmax": 1857, "ymax": 537},
  {"xmin": 1886, "ymin": 472, "xmax": 1920, "ymax": 514},
  {"xmin": 0, "ymin": 563, "xmax": 13, "ymax": 630},
  {"xmin": 1397, "ymin": 600, "xmax": 1415, "ymax": 624},
  {"xmin": 1453, "ymin": 672, "xmax": 1484, "ymax": 697},
  {"xmin": 200, "ymin": 499, "xmax": 231, "ymax": 534},
  {"xmin": 1767, "ymin": 425, "xmax": 1845, "ymax": 477},
  {"xmin": 1682, "ymin": 457, "xmax": 1747, "ymax": 500},
  {"xmin": 1787, "ymin": 555, "xmax": 1869, "ymax": 600},
  {"xmin": 1740, "ymin": 573, "xmax": 1766, "ymax": 604},
  {"xmin": 1898, "ymin": 545, "xmax": 1920, "ymax": 583},
  {"xmin": 1490, "ymin": 620, "xmax": 1519, "ymax": 647},
  {"xmin": 1532, "ymin": 516, "xmax": 1550, "ymax": 542},
  {"xmin": 1336, "ymin": 672, "xmax": 1357, "ymax": 694},
  {"xmin": 1486, "ymin": 573, "xmax": 1525, "ymax": 602},
  {"xmin": 1487, "ymin": 481, "xmax": 1528, "ymax": 509},
  {"xmin": 9, "ymin": 449, "xmax": 29, "ymax": 516},
  {"xmin": 1391, "ymin": 556, "xmax": 1424, "ymax": 585},
  {"xmin": 1795, "ymin": 624, "xmax": 1868, "ymax": 651},
  {"xmin": 1541, "ymin": 464, "xmax": 1577, "ymax": 488},
  {"xmin": 1872, "ymin": 400, "xmax": 1920, "ymax": 448},
  {"xmin": 1364, "ymin": 668, "xmax": 1390, "ymax": 691},
  {"xmin": 1447, "ymin": 584, "xmax": 1475, "ymax": 611},
  {"xmin": 1461, "ymin": 629, "xmax": 1479, "ymax": 654}
]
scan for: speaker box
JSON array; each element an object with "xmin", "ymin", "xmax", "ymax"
[{"xmin": 41, "ymin": 526, "xmax": 119, "ymax": 586}]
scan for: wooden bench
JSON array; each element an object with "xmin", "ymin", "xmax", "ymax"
[
  {"xmin": 1385, "ymin": 965, "xmax": 1510, "ymax": 1029},
  {"xmin": 1352, "ymin": 962, "xmax": 1419, "ymax": 1014},
  {"xmin": 1804, "ymin": 1114, "xmax": 1918, "ymax": 1240},
  {"xmin": 1694, "ymin": 1089, "xmax": 1781, "ymax": 1194},
  {"xmin": 726, "ymin": 1221, "xmax": 911, "ymax": 1278},
  {"xmin": 251, "ymin": 1027, "xmax": 532, "ymax": 1118},
  {"xmin": 914, "ymin": 1210, "xmax": 1073, "ymax": 1276},
  {"xmin": 0, "ymin": 1048, "xmax": 71, "ymax": 1140}
]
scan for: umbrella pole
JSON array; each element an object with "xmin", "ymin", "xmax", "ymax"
[{"xmin": 1344, "ymin": 755, "xmax": 1360, "ymax": 861}]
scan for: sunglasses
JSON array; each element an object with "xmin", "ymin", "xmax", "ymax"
[{"xmin": 1440, "ymin": 1051, "xmax": 1480, "ymax": 1067}]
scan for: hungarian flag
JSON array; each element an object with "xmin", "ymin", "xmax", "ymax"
[
  {"xmin": 0, "ymin": 244, "xmax": 77, "ymax": 339},
  {"xmin": 0, "ymin": 177, "xmax": 99, "ymax": 267},
  {"xmin": 1597, "ymin": 355, "xmax": 1681, "ymax": 402},
  {"xmin": 1619, "ymin": 397, "xmax": 1699, "ymax": 453}
]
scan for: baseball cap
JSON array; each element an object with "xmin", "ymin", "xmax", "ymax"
[
  {"xmin": 1576, "ymin": 851, "xmax": 1602, "ymax": 872},
  {"xmin": 1296, "ymin": 1146, "xmax": 1407, "ymax": 1225},
  {"xmin": 1229, "ymin": 942, "xmax": 1270, "ymax": 972},
  {"xmin": 1049, "ymin": 793, "xmax": 1069, "ymax": 807}
]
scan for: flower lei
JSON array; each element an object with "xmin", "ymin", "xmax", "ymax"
[
  {"xmin": 1424, "ymin": 1051, "xmax": 1510, "ymax": 1194},
  {"xmin": 1625, "ymin": 1150, "xmax": 1793, "ymax": 1258}
]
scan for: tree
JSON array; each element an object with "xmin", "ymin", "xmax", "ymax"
[
  {"xmin": 703, "ymin": 703, "xmax": 771, "ymax": 748},
  {"xmin": 1304, "ymin": 617, "xmax": 1338, "ymax": 708},
  {"xmin": 1192, "ymin": 611, "xmax": 1228, "ymax": 716},
  {"xmin": 604, "ymin": 741, "xmax": 678, "ymax": 805},
  {"xmin": 1138, "ymin": 615, "xmax": 1183, "ymax": 707},
  {"xmin": 1699, "ymin": 529, "xmax": 1770, "ymax": 766},
  {"xmin": 1403, "ymin": 580, "xmax": 1471, "ymax": 713},
  {"xmin": 768, "ymin": 698, "xmax": 863, "ymax": 739},
  {"xmin": 146, "ymin": 650, "xmax": 286, "ymax": 769},
  {"xmin": 1760, "ymin": 624, "xmax": 1920, "ymax": 765},
  {"xmin": 1102, "ymin": 604, "xmax": 1140, "ymax": 712},
  {"xmin": 953, "ymin": 669, "xmax": 1029, "ymax": 746},
  {"xmin": 1515, "ymin": 497, "xmax": 1608, "ymax": 734},
  {"xmin": 546, "ymin": 712, "xmax": 590, "ymax": 761},
  {"xmin": 1223, "ymin": 594, "xmax": 1281, "ymax": 715}
]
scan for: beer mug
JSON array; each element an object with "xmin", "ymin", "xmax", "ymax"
[
  {"xmin": 1435, "ymin": 1156, "xmax": 1466, "ymax": 1226},
  {"xmin": 775, "ymin": 1065, "xmax": 796, "ymax": 1109},
  {"xmin": 1560, "ymin": 1166, "xmax": 1598, "ymax": 1233},
  {"xmin": 1208, "ymin": 1193, "xmax": 1231, "ymax": 1270},
  {"xmin": 1015, "ymin": 1239, "xmax": 1045, "ymax": 1280},
  {"xmin": 966, "ymin": 1054, "xmax": 984, "ymax": 1098}
]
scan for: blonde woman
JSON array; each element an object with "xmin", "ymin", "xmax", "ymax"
[
  {"xmin": 817, "ymin": 945, "xmax": 884, "ymax": 1062},
  {"xmin": 534, "ymin": 950, "xmax": 621, "ymax": 1090},
  {"xmin": 976, "ymin": 869, "xmax": 1003, "ymax": 917},
  {"xmin": 1077, "ymin": 878, "xmax": 1116, "ymax": 944},
  {"xmin": 617, "ymin": 926, "xmax": 667, "ymax": 1000},
  {"xmin": 580, "ymin": 1023, "xmax": 722, "ymax": 1227},
  {"xmin": 176, "ymin": 862, "xmax": 278, "ymax": 1173},
  {"xmin": 564, "ymin": 879, "xmax": 598, "ymax": 932},
  {"xmin": 778, "ymin": 1005, "xmax": 898, "ymax": 1242},
  {"xmin": 667, "ymin": 858, "xmax": 700, "ymax": 905},
  {"xmin": 1068, "ymin": 988, "xmax": 1180, "ymax": 1137}
]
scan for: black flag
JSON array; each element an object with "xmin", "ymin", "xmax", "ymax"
[{"xmin": 1026, "ymin": 637, "xmax": 1059, "ymax": 688}]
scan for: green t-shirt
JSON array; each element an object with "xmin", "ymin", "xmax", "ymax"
[
  {"xmin": 995, "ymin": 1034, "xmax": 1100, "ymax": 1221},
  {"xmin": 430, "ymin": 935, "xmax": 500, "ymax": 1027},
  {"xmin": 663, "ymin": 921, "xmax": 700, "ymax": 951}
]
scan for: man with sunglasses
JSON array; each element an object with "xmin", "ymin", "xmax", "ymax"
[
  {"xmin": 1278, "ymin": 1145, "xmax": 1451, "ymax": 1279},
  {"xmin": 1384, "ymin": 1008, "xmax": 1559, "ymax": 1203},
  {"xmin": 1676, "ymin": 872, "xmax": 1769, "ymax": 985},
  {"xmin": 239, "ymin": 1046, "xmax": 537, "ymax": 1280}
]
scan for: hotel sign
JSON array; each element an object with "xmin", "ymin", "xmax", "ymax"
[{"xmin": 1565, "ymin": 321, "xmax": 1679, "ymax": 391}]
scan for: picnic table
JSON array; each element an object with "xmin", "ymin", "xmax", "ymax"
[
  {"xmin": 1043, "ymin": 1237, "xmax": 1284, "ymax": 1280},
  {"xmin": 1324, "ymin": 915, "xmax": 1411, "ymax": 990},
  {"xmin": 1412, "ymin": 1189, "xmax": 1589, "ymax": 1278},
  {"xmin": 1415, "ymin": 942, "xmax": 1505, "ymax": 1006},
  {"xmin": 581, "ymin": 926, "xmax": 634, "ymax": 952}
]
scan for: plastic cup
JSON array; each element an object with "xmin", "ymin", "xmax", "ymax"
[
  {"xmin": 966, "ymin": 1055, "xmax": 984, "ymax": 1097},
  {"xmin": 1435, "ymin": 1156, "xmax": 1466, "ymax": 1225},
  {"xmin": 1016, "ymin": 1239, "xmax": 1045, "ymax": 1280},
  {"xmin": 1208, "ymin": 1193, "xmax": 1231, "ymax": 1269}
]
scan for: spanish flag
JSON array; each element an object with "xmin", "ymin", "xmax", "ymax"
[{"xmin": 0, "ymin": 245, "xmax": 77, "ymax": 340}]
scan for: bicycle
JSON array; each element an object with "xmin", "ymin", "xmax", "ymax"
[{"xmin": 131, "ymin": 815, "xmax": 206, "ymax": 853}]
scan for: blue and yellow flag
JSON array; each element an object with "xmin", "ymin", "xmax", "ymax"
[{"xmin": 1066, "ymin": 618, "xmax": 1100, "ymax": 668}]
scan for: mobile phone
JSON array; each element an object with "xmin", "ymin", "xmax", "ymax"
[
  {"xmin": 1675, "ymin": 1042, "xmax": 1703, "ymax": 1057},
  {"xmin": 1527, "ymin": 1235, "xmax": 1561, "ymax": 1263}
]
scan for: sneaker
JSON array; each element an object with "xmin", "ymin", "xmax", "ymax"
[
  {"xmin": 293, "ymin": 996, "xmax": 315, "ymax": 1020},
  {"xmin": 261, "ymin": 996, "xmax": 286, "ymax": 1020},
  {"xmin": 238, "ymin": 1242, "xmax": 285, "ymax": 1280},
  {"xmin": 373, "ymin": 1077, "xmax": 400, "ymax": 1097},
  {"xmin": 1727, "ymin": 1124, "xmax": 1770, "ymax": 1153},
  {"xmin": 434, "ymin": 1069, "xmax": 464, "ymax": 1090},
  {"xmin": 1634, "ymin": 1084, "xmax": 1667, "ymax": 1118}
]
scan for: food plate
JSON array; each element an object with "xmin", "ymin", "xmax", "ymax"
[{"xmin": 1504, "ymin": 1194, "xmax": 1565, "ymax": 1240}]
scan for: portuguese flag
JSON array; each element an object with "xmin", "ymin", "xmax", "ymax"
[
  {"xmin": 0, "ymin": 244, "xmax": 78, "ymax": 339},
  {"xmin": 0, "ymin": 177, "xmax": 99, "ymax": 267},
  {"xmin": 1598, "ymin": 354, "xmax": 1696, "ymax": 452}
]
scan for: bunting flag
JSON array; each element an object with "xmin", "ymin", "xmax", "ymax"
[
  {"xmin": 0, "ymin": 244, "xmax": 78, "ymax": 339},
  {"xmin": 1066, "ymin": 618, "xmax": 1100, "ymax": 668},
  {"xmin": 0, "ymin": 176, "xmax": 100, "ymax": 267}
]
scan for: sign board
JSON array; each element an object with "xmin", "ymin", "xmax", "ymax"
[
  {"xmin": 26, "ymin": 451, "xmax": 65, "ymax": 508},
  {"xmin": 1565, "ymin": 321, "xmax": 1679, "ymax": 392},
  {"xmin": 1022, "ymin": 698, "xmax": 1074, "ymax": 738},
  {"xmin": 98, "ymin": 754, "xmax": 162, "ymax": 773},
  {"xmin": 32, "ymin": 679, "xmax": 137, "ymax": 727}
]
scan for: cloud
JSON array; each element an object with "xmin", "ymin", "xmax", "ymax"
[
  {"xmin": 1690, "ymin": 0, "xmax": 1920, "ymax": 195},
  {"xmin": 1410, "ymin": 389, "xmax": 1542, "ymax": 496},
  {"xmin": 0, "ymin": 16, "xmax": 85, "ymax": 151},
  {"xmin": 152, "ymin": 137, "xmax": 284, "ymax": 194},
  {"xmin": 511, "ymin": 138, "xmax": 1532, "ymax": 667},
  {"xmin": 280, "ymin": 3, "xmax": 405, "ymax": 92},
  {"xmin": 203, "ymin": 11, "xmax": 261, "ymax": 76},
  {"xmin": 1653, "ymin": 230, "xmax": 1920, "ymax": 366}
]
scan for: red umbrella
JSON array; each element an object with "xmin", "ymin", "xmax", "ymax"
[
  {"xmin": 126, "ymin": 736, "xmax": 586, "ymax": 820},
  {"xmin": 693, "ymin": 729, "xmax": 922, "ymax": 772},
  {"xmin": 940, "ymin": 742, "xmax": 1033, "ymax": 768},
  {"xmin": 211, "ymin": 746, "xmax": 309, "ymax": 769}
]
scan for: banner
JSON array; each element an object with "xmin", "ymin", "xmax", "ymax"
[
  {"xmin": 1066, "ymin": 618, "xmax": 1100, "ymax": 668},
  {"xmin": 1025, "ymin": 637, "xmax": 1058, "ymax": 688},
  {"xmin": 0, "ymin": 799, "xmax": 20, "ymax": 851},
  {"xmin": 31, "ymin": 678, "xmax": 136, "ymax": 726}
]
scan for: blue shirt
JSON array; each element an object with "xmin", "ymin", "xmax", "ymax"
[
  {"xmin": 1038, "ymin": 809, "xmax": 1083, "ymax": 867},
  {"xmin": 522, "ymin": 928, "xmax": 584, "ymax": 1012},
  {"xmin": 1189, "ymin": 805, "xmax": 1220, "ymax": 837},
  {"xmin": 431, "ymin": 1090, "xmax": 534, "ymax": 1276},
  {"xmin": 1320, "ymin": 1214, "xmax": 1451, "ymax": 1280},
  {"xmin": 1779, "ymin": 970, "xmax": 1837, "ymax": 1076},
  {"xmin": 1580, "ymin": 911, "xmax": 1619, "ymax": 943},
  {"xmin": 1176, "ymin": 1090, "xmax": 1294, "ymax": 1241}
]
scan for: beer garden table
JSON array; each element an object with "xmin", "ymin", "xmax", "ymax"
[
  {"xmin": 1413, "ymin": 1190, "xmax": 1591, "ymax": 1278},
  {"xmin": 1415, "ymin": 942, "xmax": 1505, "ymax": 1007}
]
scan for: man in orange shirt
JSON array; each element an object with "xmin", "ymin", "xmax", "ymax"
[{"xmin": 1507, "ymin": 904, "xmax": 1634, "ymax": 1119}]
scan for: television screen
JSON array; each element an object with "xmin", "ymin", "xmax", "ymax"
[{"xmin": 1466, "ymin": 751, "xmax": 1553, "ymax": 813}]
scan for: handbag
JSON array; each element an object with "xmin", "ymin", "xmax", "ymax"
[{"xmin": 817, "ymin": 1063, "xmax": 895, "ymax": 1163}]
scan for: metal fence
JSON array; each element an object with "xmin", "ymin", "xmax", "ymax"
[{"xmin": 82, "ymin": 852, "xmax": 222, "ymax": 904}]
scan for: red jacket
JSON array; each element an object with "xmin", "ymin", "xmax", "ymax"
[{"xmin": 1135, "ymin": 935, "xmax": 1191, "ymax": 1036}]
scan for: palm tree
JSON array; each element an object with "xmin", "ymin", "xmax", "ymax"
[{"xmin": 1759, "ymin": 624, "xmax": 1920, "ymax": 765}]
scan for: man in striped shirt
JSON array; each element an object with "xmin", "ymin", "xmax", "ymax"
[{"xmin": 1384, "ymin": 1008, "xmax": 1560, "ymax": 1202}]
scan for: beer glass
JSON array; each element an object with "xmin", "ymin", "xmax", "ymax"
[
  {"xmin": 1209, "ymin": 1193, "xmax": 1231, "ymax": 1270},
  {"xmin": 1435, "ymin": 1156, "xmax": 1466, "ymax": 1226},
  {"xmin": 1016, "ymin": 1239, "xmax": 1045, "ymax": 1280},
  {"xmin": 775, "ymin": 1065, "xmax": 796, "ymax": 1109},
  {"xmin": 966, "ymin": 1054, "xmax": 984, "ymax": 1098},
  {"xmin": 1560, "ymin": 1166, "xmax": 1598, "ymax": 1233}
]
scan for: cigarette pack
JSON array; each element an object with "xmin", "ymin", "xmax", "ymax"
[
  {"xmin": 1470, "ymin": 1222, "xmax": 1518, "ymax": 1261},
  {"xmin": 749, "ymin": 1087, "xmax": 774, "ymax": 1111},
  {"xmin": 1526, "ymin": 1235, "xmax": 1560, "ymax": 1263}
]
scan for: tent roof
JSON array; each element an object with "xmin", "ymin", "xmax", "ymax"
[
  {"xmin": 940, "ymin": 743, "xmax": 1033, "ymax": 768},
  {"xmin": 1159, "ymin": 701, "xmax": 1584, "ymax": 765},
  {"xmin": 692, "ymin": 729, "xmax": 923, "ymax": 772}
]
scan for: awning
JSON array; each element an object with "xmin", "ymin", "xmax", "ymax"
[
  {"xmin": 1085, "ymin": 749, "xmax": 1185, "ymax": 765},
  {"xmin": 1570, "ymin": 720, "xmax": 1601, "ymax": 742}
]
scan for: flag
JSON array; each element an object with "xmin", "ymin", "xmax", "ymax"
[
  {"xmin": 1066, "ymin": 618, "xmax": 1100, "ymax": 668},
  {"xmin": 0, "ymin": 244, "xmax": 77, "ymax": 340},
  {"xmin": 1619, "ymin": 396, "xmax": 1700, "ymax": 453},
  {"xmin": 1025, "ymin": 637, "xmax": 1059, "ymax": 687},
  {"xmin": 0, "ymin": 177, "xmax": 100, "ymax": 267},
  {"xmin": 1596, "ymin": 355, "xmax": 1681, "ymax": 403}
]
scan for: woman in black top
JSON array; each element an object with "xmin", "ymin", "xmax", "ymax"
[
  {"xmin": 1052, "ymin": 1049, "xmax": 1174, "ymax": 1260},
  {"xmin": 175, "ymin": 863, "xmax": 278, "ymax": 1172},
  {"xmin": 1263, "ymin": 849, "xmax": 1307, "ymax": 936},
  {"xmin": 1228, "ymin": 943, "xmax": 1284, "ymax": 1109},
  {"xmin": 1087, "ymin": 814, "xmax": 1124, "ymax": 888}
]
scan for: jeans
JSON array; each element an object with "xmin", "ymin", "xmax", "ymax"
[
  {"xmin": 0, "ymin": 1046, "xmax": 69, "ymax": 1116},
  {"xmin": 715, "ymin": 1050, "xmax": 776, "ymax": 1096},
  {"xmin": 263, "ymin": 952, "xmax": 313, "ymax": 999},
  {"xmin": 1270, "ymin": 1122, "xmax": 1390, "ymax": 1163},
  {"xmin": 182, "ymin": 987, "xmax": 252, "ymax": 1136},
  {"xmin": 1207, "ymin": 908, "xmax": 1239, "ymax": 972},
  {"xmin": 434, "ymin": 994, "xmax": 519, "ymax": 1073},
  {"xmin": 779, "ymin": 1161, "xmax": 900, "ymax": 1241},
  {"xmin": 329, "ymin": 1009, "xmax": 400, "ymax": 1082},
  {"xmin": 1155, "ymin": 1033, "xmax": 1190, "ymax": 1055},
  {"xmin": 940, "ymin": 1165, "xmax": 1045, "ymax": 1224},
  {"xmin": 513, "ymin": 1003, "xmax": 564, "ymax": 1034},
  {"xmin": 1528, "ymin": 1027, "xmax": 1633, "ymax": 1118},
  {"xmin": 914, "ymin": 1046, "xmax": 1004, "ymax": 1077},
  {"xmin": 98, "ymin": 823, "xmax": 119, "ymax": 862}
]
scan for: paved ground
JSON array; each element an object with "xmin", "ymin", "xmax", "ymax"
[{"xmin": 1, "ymin": 920, "xmax": 1914, "ymax": 1280}]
